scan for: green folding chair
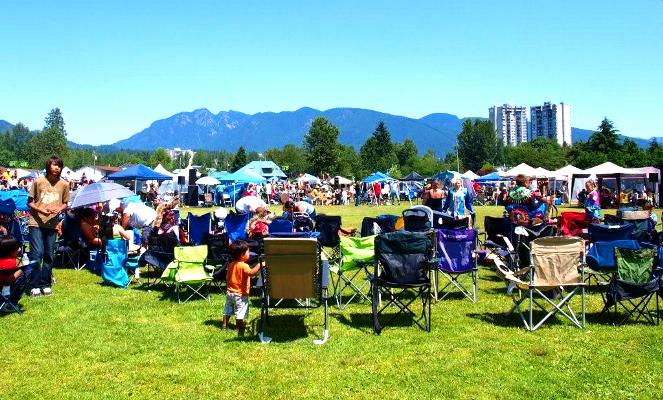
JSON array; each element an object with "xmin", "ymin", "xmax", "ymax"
[
  {"xmin": 330, "ymin": 235, "xmax": 375, "ymax": 309},
  {"xmin": 162, "ymin": 245, "xmax": 213, "ymax": 303}
]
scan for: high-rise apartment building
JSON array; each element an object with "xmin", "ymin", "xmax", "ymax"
[
  {"xmin": 530, "ymin": 102, "xmax": 572, "ymax": 146},
  {"xmin": 489, "ymin": 104, "xmax": 528, "ymax": 146}
]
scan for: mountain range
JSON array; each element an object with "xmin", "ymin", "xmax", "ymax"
[{"xmin": 1, "ymin": 109, "xmax": 659, "ymax": 156}]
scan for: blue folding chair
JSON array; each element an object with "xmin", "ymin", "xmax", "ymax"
[
  {"xmin": 100, "ymin": 239, "xmax": 130, "ymax": 288},
  {"xmin": 187, "ymin": 212, "xmax": 211, "ymax": 245},
  {"xmin": 588, "ymin": 223, "xmax": 633, "ymax": 243},
  {"xmin": 224, "ymin": 212, "xmax": 250, "ymax": 242}
]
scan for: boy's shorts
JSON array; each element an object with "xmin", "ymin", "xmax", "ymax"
[{"xmin": 224, "ymin": 292, "xmax": 249, "ymax": 320}]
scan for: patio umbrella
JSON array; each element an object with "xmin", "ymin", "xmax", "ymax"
[
  {"xmin": 196, "ymin": 176, "xmax": 221, "ymax": 185},
  {"xmin": 70, "ymin": 182, "xmax": 136, "ymax": 209}
]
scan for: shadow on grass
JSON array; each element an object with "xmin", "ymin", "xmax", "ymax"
[
  {"xmin": 334, "ymin": 311, "xmax": 428, "ymax": 333},
  {"xmin": 245, "ymin": 314, "xmax": 309, "ymax": 343}
]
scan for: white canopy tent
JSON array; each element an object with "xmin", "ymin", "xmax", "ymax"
[
  {"xmin": 570, "ymin": 162, "xmax": 649, "ymax": 206},
  {"xmin": 501, "ymin": 163, "xmax": 537, "ymax": 178},
  {"xmin": 461, "ymin": 170, "xmax": 480, "ymax": 180},
  {"xmin": 154, "ymin": 163, "xmax": 174, "ymax": 178},
  {"xmin": 331, "ymin": 175, "xmax": 352, "ymax": 185}
]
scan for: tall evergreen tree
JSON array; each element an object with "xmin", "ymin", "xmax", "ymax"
[
  {"xmin": 303, "ymin": 117, "xmax": 341, "ymax": 176},
  {"xmin": 359, "ymin": 121, "xmax": 397, "ymax": 174},
  {"xmin": 456, "ymin": 119, "xmax": 502, "ymax": 172},
  {"xmin": 231, "ymin": 146, "xmax": 248, "ymax": 172}
]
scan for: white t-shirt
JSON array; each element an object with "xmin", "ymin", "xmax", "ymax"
[
  {"xmin": 124, "ymin": 202, "xmax": 157, "ymax": 228},
  {"xmin": 235, "ymin": 196, "xmax": 267, "ymax": 213}
]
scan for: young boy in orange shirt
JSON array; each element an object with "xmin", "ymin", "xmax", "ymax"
[{"xmin": 223, "ymin": 240, "xmax": 261, "ymax": 336}]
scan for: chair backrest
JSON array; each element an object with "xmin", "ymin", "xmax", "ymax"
[
  {"xmin": 187, "ymin": 212, "xmax": 211, "ymax": 245},
  {"xmin": 315, "ymin": 215, "xmax": 342, "ymax": 247},
  {"xmin": 269, "ymin": 218, "xmax": 294, "ymax": 234},
  {"xmin": 263, "ymin": 238, "xmax": 320, "ymax": 299},
  {"xmin": 586, "ymin": 240, "xmax": 640, "ymax": 271},
  {"xmin": 588, "ymin": 223, "xmax": 634, "ymax": 243},
  {"xmin": 484, "ymin": 216, "xmax": 511, "ymax": 244},
  {"xmin": 375, "ymin": 231, "xmax": 432, "ymax": 285},
  {"xmin": 530, "ymin": 236, "xmax": 584, "ymax": 287},
  {"xmin": 224, "ymin": 212, "xmax": 250, "ymax": 241},
  {"xmin": 615, "ymin": 247, "xmax": 656, "ymax": 284},
  {"xmin": 402, "ymin": 206, "xmax": 432, "ymax": 232},
  {"xmin": 174, "ymin": 245, "xmax": 208, "ymax": 269},
  {"xmin": 438, "ymin": 213, "xmax": 471, "ymax": 230},
  {"xmin": 436, "ymin": 228, "xmax": 477, "ymax": 273},
  {"xmin": 205, "ymin": 233, "xmax": 230, "ymax": 266},
  {"xmin": 340, "ymin": 235, "xmax": 375, "ymax": 271},
  {"xmin": 148, "ymin": 231, "xmax": 178, "ymax": 254},
  {"xmin": 293, "ymin": 214, "xmax": 314, "ymax": 233}
]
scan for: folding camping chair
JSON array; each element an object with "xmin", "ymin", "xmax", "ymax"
[
  {"xmin": 588, "ymin": 223, "xmax": 634, "ymax": 243},
  {"xmin": 434, "ymin": 228, "xmax": 479, "ymax": 302},
  {"xmin": 161, "ymin": 245, "xmax": 213, "ymax": 303},
  {"xmin": 140, "ymin": 231, "xmax": 178, "ymax": 286},
  {"xmin": 619, "ymin": 210, "xmax": 656, "ymax": 244},
  {"xmin": 332, "ymin": 235, "xmax": 375, "ymax": 309},
  {"xmin": 269, "ymin": 218, "xmax": 294, "ymax": 235},
  {"xmin": 558, "ymin": 211, "xmax": 592, "ymax": 237},
  {"xmin": 602, "ymin": 247, "xmax": 659, "ymax": 325},
  {"xmin": 203, "ymin": 193, "xmax": 214, "ymax": 207},
  {"xmin": 258, "ymin": 237, "xmax": 330, "ymax": 344},
  {"xmin": 55, "ymin": 211, "xmax": 86, "ymax": 270},
  {"xmin": 224, "ymin": 212, "xmax": 250, "ymax": 242},
  {"xmin": 586, "ymin": 240, "xmax": 641, "ymax": 287},
  {"xmin": 481, "ymin": 216, "xmax": 515, "ymax": 264},
  {"xmin": 205, "ymin": 233, "xmax": 231, "ymax": 290},
  {"xmin": 495, "ymin": 236, "xmax": 586, "ymax": 331},
  {"xmin": 402, "ymin": 206, "xmax": 433, "ymax": 232},
  {"xmin": 186, "ymin": 212, "xmax": 211, "ymax": 245},
  {"xmin": 370, "ymin": 231, "xmax": 434, "ymax": 334},
  {"xmin": 315, "ymin": 215, "xmax": 342, "ymax": 270}
]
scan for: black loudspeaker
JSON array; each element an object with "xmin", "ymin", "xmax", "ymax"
[
  {"xmin": 334, "ymin": 177, "xmax": 339, "ymax": 186},
  {"xmin": 186, "ymin": 185, "xmax": 199, "ymax": 206},
  {"xmin": 648, "ymin": 173, "xmax": 658, "ymax": 183},
  {"xmin": 177, "ymin": 175, "xmax": 186, "ymax": 185},
  {"xmin": 188, "ymin": 168, "xmax": 197, "ymax": 184}
]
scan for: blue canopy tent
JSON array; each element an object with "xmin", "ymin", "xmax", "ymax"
[
  {"xmin": 429, "ymin": 171, "xmax": 457, "ymax": 182},
  {"xmin": 475, "ymin": 172, "xmax": 509, "ymax": 184},
  {"xmin": 106, "ymin": 164, "xmax": 173, "ymax": 194},
  {"xmin": 217, "ymin": 169, "xmax": 267, "ymax": 206},
  {"xmin": 362, "ymin": 172, "xmax": 392, "ymax": 183}
]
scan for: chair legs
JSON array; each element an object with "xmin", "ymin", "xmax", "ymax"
[
  {"xmin": 372, "ymin": 282, "xmax": 431, "ymax": 334},
  {"xmin": 433, "ymin": 269, "xmax": 478, "ymax": 303},
  {"xmin": 511, "ymin": 286, "xmax": 585, "ymax": 331},
  {"xmin": 330, "ymin": 267, "xmax": 370, "ymax": 309}
]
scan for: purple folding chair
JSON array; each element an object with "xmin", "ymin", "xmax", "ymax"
[{"xmin": 434, "ymin": 228, "xmax": 478, "ymax": 302}]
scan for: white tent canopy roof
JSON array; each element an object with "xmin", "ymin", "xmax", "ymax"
[
  {"xmin": 461, "ymin": 170, "xmax": 480, "ymax": 180},
  {"xmin": 331, "ymin": 175, "xmax": 352, "ymax": 185},
  {"xmin": 153, "ymin": 163, "xmax": 174, "ymax": 177},
  {"xmin": 582, "ymin": 161, "xmax": 644, "ymax": 176},
  {"xmin": 552, "ymin": 164, "xmax": 584, "ymax": 180},
  {"xmin": 533, "ymin": 167, "xmax": 552, "ymax": 178},
  {"xmin": 502, "ymin": 163, "xmax": 537, "ymax": 178}
]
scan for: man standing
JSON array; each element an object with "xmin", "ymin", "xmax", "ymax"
[{"xmin": 27, "ymin": 156, "xmax": 70, "ymax": 297}]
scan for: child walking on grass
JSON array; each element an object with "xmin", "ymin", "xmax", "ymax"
[{"xmin": 223, "ymin": 240, "xmax": 261, "ymax": 336}]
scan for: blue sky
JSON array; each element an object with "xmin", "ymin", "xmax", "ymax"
[{"xmin": 1, "ymin": 0, "xmax": 662, "ymax": 145}]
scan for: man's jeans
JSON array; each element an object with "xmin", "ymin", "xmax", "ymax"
[{"xmin": 27, "ymin": 226, "xmax": 57, "ymax": 290}]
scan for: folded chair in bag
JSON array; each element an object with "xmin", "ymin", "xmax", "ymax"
[
  {"xmin": 603, "ymin": 247, "xmax": 659, "ymax": 325},
  {"xmin": 558, "ymin": 211, "xmax": 592, "ymax": 237},
  {"xmin": 370, "ymin": 231, "xmax": 434, "ymax": 334},
  {"xmin": 332, "ymin": 235, "xmax": 375, "ymax": 309},
  {"xmin": 100, "ymin": 239, "xmax": 130, "ymax": 288},
  {"xmin": 495, "ymin": 236, "xmax": 586, "ymax": 331},
  {"xmin": 434, "ymin": 228, "xmax": 478, "ymax": 302},
  {"xmin": 187, "ymin": 212, "xmax": 211, "ymax": 245},
  {"xmin": 162, "ymin": 245, "xmax": 213, "ymax": 303},
  {"xmin": 588, "ymin": 223, "xmax": 633, "ymax": 243},
  {"xmin": 258, "ymin": 237, "xmax": 329, "ymax": 344}
]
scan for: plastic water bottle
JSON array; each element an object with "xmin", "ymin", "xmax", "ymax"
[{"xmin": 21, "ymin": 253, "xmax": 30, "ymax": 266}]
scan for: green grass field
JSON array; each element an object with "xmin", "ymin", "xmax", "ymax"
[{"xmin": 2, "ymin": 203, "xmax": 663, "ymax": 399}]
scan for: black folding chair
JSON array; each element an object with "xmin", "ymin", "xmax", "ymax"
[{"xmin": 369, "ymin": 231, "xmax": 434, "ymax": 334}]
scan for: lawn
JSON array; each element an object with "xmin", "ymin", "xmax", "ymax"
[{"xmin": 2, "ymin": 203, "xmax": 663, "ymax": 399}]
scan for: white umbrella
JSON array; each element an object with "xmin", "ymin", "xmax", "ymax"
[
  {"xmin": 196, "ymin": 176, "xmax": 221, "ymax": 185},
  {"xmin": 70, "ymin": 182, "xmax": 135, "ymax": 208}
]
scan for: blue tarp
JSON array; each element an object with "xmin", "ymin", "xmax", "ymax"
[
  {"xmin": 106, "ymin": 164, "xmax": 172, "ymax": 181},
  {"xmin": 0, "ymin": 190, "xmax": 29, "ymax": 213}
]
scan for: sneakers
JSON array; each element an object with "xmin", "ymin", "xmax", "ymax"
[
  {"xmin": 41, "ymin": 287, "xmax": 53, "ymax": 296},
  {"xmin": 30, "ymin": 288, "xmax": 42, "ymax": 297}
]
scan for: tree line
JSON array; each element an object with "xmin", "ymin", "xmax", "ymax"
[{"xmin": 3, "ymin": 110, "xmax": 660, "ymax": 179}]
